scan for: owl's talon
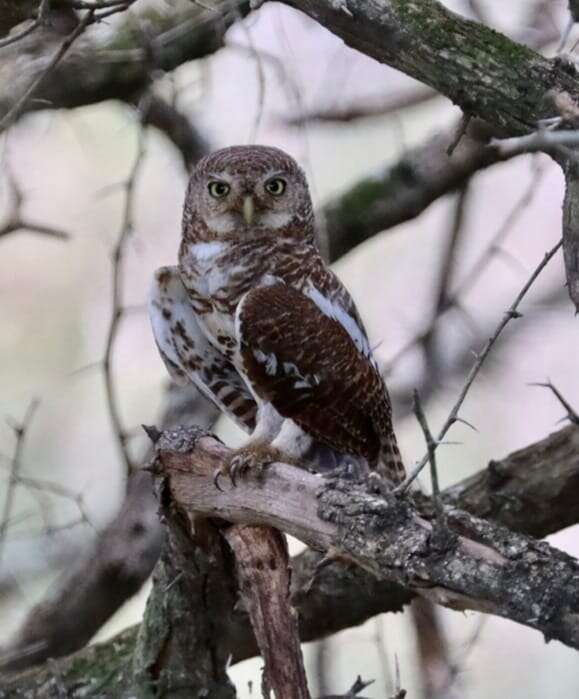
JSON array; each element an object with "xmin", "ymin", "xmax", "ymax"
[
  {"xmin": 213, "ymin": 468, "xmax": 226, "ymax": 492},
  {"xmin": 221, "ymin": 444, "xmax": 281, "ymax": 488},
  {"xmin": 367, "ymin": 471, "xmax": 392, "ymax": 497}
]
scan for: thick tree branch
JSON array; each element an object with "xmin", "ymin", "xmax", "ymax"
[
  {"xmin": 562, "ymin": 159, "xmax": 579, "ymax": 312},
  {"xmin": 0, "ymin": 0, "xmax": 249, "ymax": 131},
  {"xmin": 323, "ymin": 121, "xmax": 502, "ymax": 261},
  {"xmin": 225, "ymin": 525, "xmax": 311, "ymax": 699},
  {"xmin": 3, "ymin": 424, "xmax": 579, "ymax": 694},
  {"xmin": 280, "ymin": 0, "xmax": 575, "ymax": 136},
  {"xmin": 154, "ymin": 428, "xmax": 579, "ymax": 651}
]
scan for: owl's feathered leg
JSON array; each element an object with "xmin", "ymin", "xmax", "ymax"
[
  {"xmin": 229, "ymin": 419, "xmax": 313, "ymax": 485},
  {"xmin": 214, "ymin": 403, "xmax": 286, "ymax": 488}
]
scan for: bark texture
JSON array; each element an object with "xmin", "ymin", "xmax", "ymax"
[
  {"xmin": 3, "ymin": 425, "xmax": 579, "ymax": 695},
  {"xmin": 225, "ymin": 526, "xmax": 311, "ymax": 699},
  {"xmin": 282, "ymin": 0, "xmax": 573, "ymax": 136}
]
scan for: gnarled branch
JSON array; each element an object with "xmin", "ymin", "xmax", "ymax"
[{"xmin": 155, "ymin": 427, "xmax": 579, "ymax": 651}]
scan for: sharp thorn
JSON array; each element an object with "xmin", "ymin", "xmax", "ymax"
[{"xmin": 453, "ymin": 416, "xmax": 479, "ymax": 432}]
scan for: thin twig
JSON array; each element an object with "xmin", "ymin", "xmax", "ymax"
[
  {"xmin": 448, "ymin": 158, "xmax": 545, "ymax": 306},
  {"xmin": 491, "ymin": 129, "xmax": 579, "ymax": 159},
  {"xmin": 399, "ymin": 238, "xmax": 563, "ymax": 492},
  {"xmin": 391, "ymin": 656, "xmax": 406, "ymax": 699},
  {"xmin": 0, "ymin": 401, "xmax": 40, "ymax": 568},
  {"xmin": 0, "ymin": 167, "xmax": 69, "ymax": 241},
  {"xmin": 384, "ymin": 160, "xmax": 545, "ymax": 383},
  {"xmin": 102, "ymin": 121, "xmax": 146, "ymax": 480},
  {"xmin": 412, "ymin": 390, "xmax": 444, "ymax": 518},
  {"xmin": 529, "ymin": 380, "xmax": 579, "ymax": 425},
  {"xmin": 0, "ymin": 0, "xmax": 52, "ymax": 49},
  {"xmin": 0, "ymin": 10, "xmax": 96, "ymax": 132}
]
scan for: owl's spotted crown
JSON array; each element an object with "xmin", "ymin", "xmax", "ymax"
[{"xmin": 182, "ymin": 145, "xmax": 316, "ymax": 244}]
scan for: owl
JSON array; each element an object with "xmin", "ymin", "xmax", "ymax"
[{"xmin": 149, "ymin": 145, "xmax": 405, "ymax": 487}]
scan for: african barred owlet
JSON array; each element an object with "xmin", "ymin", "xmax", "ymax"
[{"xmin": 149, "ymin": 145, "xmax": 405, "ymax": 486}]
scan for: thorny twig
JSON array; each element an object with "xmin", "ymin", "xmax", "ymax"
[
  {"xmin": 399, "ymin": 238, "xmax": 563, "ymax": 492},
  {"xmin": 529, "ymin": 380, "xmax": 579, "ymax": 425},
  {"xmin": 320, "ymin": 676, "xmax": 375, "ymax": 699},
  {"xmin": 412, "ymin": 391, "xmax": 444, "ymax": 518},
  {"xmin": 102, "ymin": 119, "xmax": 147, "ymax": 480}
]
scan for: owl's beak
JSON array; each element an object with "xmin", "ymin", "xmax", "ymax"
[{"xmin": 242, "ymin": 195, "xmax": 255, "ymax": 226}]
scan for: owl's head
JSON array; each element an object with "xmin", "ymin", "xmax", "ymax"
[{"xmin": 182, "ymin": 145, "xmax": 315, "ymax": 243}]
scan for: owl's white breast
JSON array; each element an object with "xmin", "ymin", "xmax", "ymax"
[
  {"xmin": 181, "ymin": 240, "xmax": 242, "ymax": 351},
  {"xmin": 184, "ymin": 241, "xmax": 229, "ymax": 296}
]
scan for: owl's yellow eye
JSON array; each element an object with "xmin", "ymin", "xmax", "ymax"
[
  {"xmin": 208, "ymin": 181, "xmax": 230, "ymax": 198},
  {"xmin": 265, "ymin": 178, "xmax": 286, "ymax": 196}
]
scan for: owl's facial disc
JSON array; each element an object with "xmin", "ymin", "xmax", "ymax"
[{"xmin": 202, "ymin": 170, "xmax": 294, "ymax": 235}]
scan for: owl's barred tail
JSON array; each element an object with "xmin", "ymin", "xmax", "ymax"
[{"xmin": 379, "ymin": 437, "xmax": 406, "ymax": 486}]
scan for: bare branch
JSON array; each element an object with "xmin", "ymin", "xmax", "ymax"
[
  {"xmin": 0, "ymin": 385, "xmax": 218, "ymax": 674},
  {"xmin": 225, "ymin": 525, "xmax": 311, "ymax": 699},
  {"xmin": 280, "ymin": 0, "xmax": 576, "ymax": 137},
  {"xmin": 102, "ymin": 124, "xmax": 146, "ymax": 479},
  {"xmin": 530, "ymin": 380, "xmax": 579, "ymax": 425},
  {"xmin": 0, "ymin": 7, "xmax": 96, "ymax": 132},
  {"xmin": 0, "ymin": 168, "xmax": 69, "ymax": 242},
  {"xmin": 0, "ymin": 1, "xmax": 250, "ymax": 132},
  {"xmin": 154, "ymin": 428, "xmax": 579, "ymax": 651},
  {"xmin": 4, "ymin": 422, "xmax": 579, "ymax": 683},
  {"xmin": 400, "ymin": 239, "xmax": 563, "ymax": 491},
  {"xmin": 0, "ymin": 400, "xmax": 40, "ymax": 568}
]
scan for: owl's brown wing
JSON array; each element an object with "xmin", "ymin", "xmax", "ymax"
[
  {"xmin": 237, "ymin": 281, "xmax": 399, "ymax": 471},
  {"xmin": 149, "ymin": 266, "xmax": 257, "ymax": 432}
]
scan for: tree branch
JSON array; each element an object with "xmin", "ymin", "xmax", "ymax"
[
  {"xmin": 153, "ymin": 427, "xmax": 579, "ymax": 651},
  {"xmin": 0, "ymin": 0, "xmax": 249, "ymax": 132},
  {"xmin": 0, "ymin": 386, "xmax": 218, "ymax": 674},
  {"xmin": 3, "ymin": 423, "xmax": 579, "ymax": 693},
  {"xmin": 280, "ymin": 0, "xmax": 575, "ymax": 136},
  {"xmin": 323, "ymin": 121, "xmax": 502, "ymax": 261}
]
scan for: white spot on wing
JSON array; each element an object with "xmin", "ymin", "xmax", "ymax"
[
  {"xmin": 305, "ymin": 284, "xmax": 372, "ymax": 357},
  {"xmin": 253, "ymin": 349, "xmax": 278, "ymax": 376}
]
